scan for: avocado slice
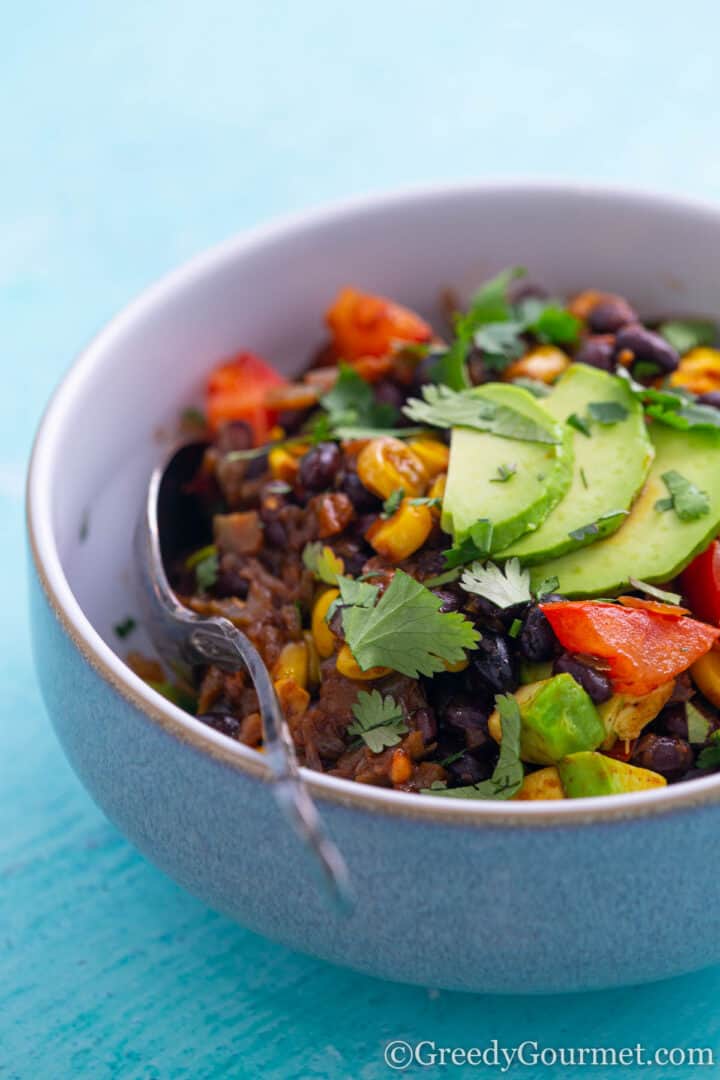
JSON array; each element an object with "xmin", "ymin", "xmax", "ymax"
[
  {"xmin": 557, "ymin": 752, "xmax": 666, "ymax": 797},
  {"xmin": 500, "ymin": 365, "xmax": 653, "ymax": 563},
  {"xmin": 530, "ymin": 422, "xmax": 720, "ymax": 596},
  {"xmin": 489, "ymin": 673, "xmax": 605, "ymax": 765},
  {"xmin": 441, "ymin": 384, "xmax": 574, "ymax": 552}
]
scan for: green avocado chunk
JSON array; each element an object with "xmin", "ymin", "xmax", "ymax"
[
  {"xmin": 441, "ymin": 384, "xmax": 574, "ymax": 552},
  {"xmin": 557, "ymin": 752, "xmax": 666, "ymax": 797},
  {"xmin": 496, "ymin": 674, "xmax": 605, "ymax": 765},
  {"xmin": 500, "ymin": 364, "xmax": 654, "ymax": 563},
  {"xmin": 530, "ymin": 422, "xmax": 720, "ymax": 596}
]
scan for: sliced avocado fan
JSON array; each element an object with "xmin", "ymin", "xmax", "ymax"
[
  {"xmin": 500, "ymin": 364, "xmax": 654, "ymax": 563},
  {"xmin": 530, "ymin": 421, "xmax": 720, "ymax": 596},
  {"xmin": 441, "ymin": 383, "xmax": 574, "ymax": 553}
]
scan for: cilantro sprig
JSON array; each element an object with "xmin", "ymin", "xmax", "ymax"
[
  {"xmin": 459, "ymin": 558, "xmax": 532, "ymax": 609},
  {"xmin": 402, "ymin": 384, "xmax": 560, "ymax": 445},
  {"xmin": 659, "ymin": 319, "xmax": 715, "ymax": 355},
  {"xmin": 429, "ymin": 268, "xmax": 580, "ymax": 389},
  {"xmin": 425, "ymin": 694, "xmax": 524, "ymax": 800},
  {"xmin": 347, "ymin": 690, "xmax": 408, "ymax": 753},
  {"xmin": 339, "ymin": 570, "xmax": 480, "ymax": 678}
]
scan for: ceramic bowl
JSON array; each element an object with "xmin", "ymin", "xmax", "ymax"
[{"xmin": 27, "ymin": 182, "xmax": 720, "ymax": 993}]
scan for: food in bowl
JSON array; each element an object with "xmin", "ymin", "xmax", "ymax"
[{"xmin": 136, "ymin": 269, "xmax": 720, "ymax": 801}]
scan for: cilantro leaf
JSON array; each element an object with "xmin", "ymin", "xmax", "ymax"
[
  {"xmin": 186, "ymin": 544, "xmax": 219, "ymax": 591},
  {"xmin": 326, "ymin": 574, "xmax": 380, "ymax": 624},
  {"xmin": 490, "ymin": 462, "xmax": 517, "ymax": 483},
  {"xmin": 430, "ymin": 268, "xmax": 526, "ymax": 390},
  {"xmin": 657, "ymin": 470, "xmax": 710, "ymax": 522},
  {"xmin": 381, "ymin": 488, "xmax": 405, "ymax": 518},
  {"xmin": 628, "ymin": 577, "xmax": 682, "ymax": 605},
  {"xmin": 320, "ymin": 362, "xmax": 398, "ymax": 432},
  {"xmin": 473, "ymin": 320, "xmax": 526, "ymax": 366},
  {"xmin": 302, "ymin": 542, "xmax": 345, "ymax": 585},
  {"xmin": 687, "ymin": 701, "xmax": 712, "ymax": 746},
  {"xmin": 616, "ymin": 370, "xmax": 720, "ymax": 435},
  {"xmin": 443, "ymin": 520, "xmax": 495, "ymax": 568},
  {"xmin": 587, "ymin": 401, "xmax": 629, "ymax": 425},
  {"xmin": 459, "ymin": 557, "xmax": 531, "ymax": 609},
  {"xmin": 509, "ymin": 617, "xmax": 523, "ymax": 638},
  {"xmin": 697, "ymin": 730, "xmax": 720, "ymax": 770},
  {"xmin": 425, "ymin": 694, "xmax": 524, "ymax": 800},
  {"xmin": 113, "ymin": 616, "xmax": 137, "ymax": 640},
  {"xmin": 347, "ymin": 690, "xmax": 408, "ymax": 754},
  {"xmin": 403, "ymin": 384, "xmax": 559, "ymax": 444},
  {"xmin": 535, "ymin": 575, "xmax": 559, "ymax": 600},
  {"xmin": 567, "ymin": 412, "xmax": 592, "ymax": 437},
  {"xmin": 568, "ymin": 509, "xmax": 629, "ymax": 542},
  {"xmin": 659, "ymin": 319, "xmax": 715, "ymax": 355},
  {"xmin": 340, "ymin": 570, "xmax": 480, "ymax": 678},
  {"xmin": 522, "ymin": 302, "xmax": 581, "ymax": 346}
]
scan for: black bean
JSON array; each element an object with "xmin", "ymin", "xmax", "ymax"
[
  {"xmin": 373, "ymin": 380, "xmax": 406, "ymax": 411},
  {"xmin": 446, "ymin": 751, "xmax": 495, "ymax": 787},
  {"xmin": 614, "ymin": 323, "xmax": 680, "ymax": 374},
  {"xmin": 432, "ymin": 587, "xmax": 463, "ymax": 613},
  {"xmin": 631, "ymin": 733, "xmax": 694, "ymax": 780},
  {"xmin": 470, "ymin": 633, "xmax": 519, "ymax": 694},
  {"xmin": 553, "ymin": 653, "xmax": 613, "ymax": 704},
  {"xmin": 519, "ymin": 605, "xmax": 558, "ymax": 662},
  {"xmin": 657, "ymin": 703, "xmax": 688, "ymax": 740},
  {"xmin": 298, "ymin": 442, "xmax": 342, "ymax": 492},
  {"xmin": 339, "ymin": 468, "xmax": 381, "ymax": 512},
  {"xmin": 587, "ymin": 296, "xmax": 638, "ymax": 334},
  {"xmin": 574, "ymin": 335, "xmax": 616, "ymax": 372},
  {"xmin": 441, "ymin": 697, "xmax": 489, "ymax": 731},
  {"xmin": 698, "ymin": 392, "xmax": 720, "ymax": 410},
  {"xmin": 198, "ymin": 713, "xmax": 243, "ymax": 739}
]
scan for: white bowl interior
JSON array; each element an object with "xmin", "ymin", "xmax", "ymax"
[{"xmin": 29, "ymin": 182, "xmax": 720, "ymax": 810}]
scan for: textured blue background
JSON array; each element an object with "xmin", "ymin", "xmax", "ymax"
[{"xmin": 5, "ymin": 1, "xmax": 720, "ymax": 1076}]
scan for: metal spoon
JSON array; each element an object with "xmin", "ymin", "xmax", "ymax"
[{"xmin": 134, "ymin": 440, "xmax": 352, "ymax": 911}]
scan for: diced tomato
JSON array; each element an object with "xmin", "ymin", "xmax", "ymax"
[
  {"xmin": 540, "ymin": 601, "xmax": 720, "ymax": 696},
  {"xmin": 326, "ymin": 287, "xmax": 432, "ymax": 361},
  {"xmin": 680, "ymin": 540, "xmax": 720, "ymax": 626},
  {"xmin": 206, "ymin": 352, "xmax": 286, "ymax": 444}
]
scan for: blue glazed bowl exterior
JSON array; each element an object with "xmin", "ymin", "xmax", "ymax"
[
  {"xmin": 29, "ymin": 568, "xmax": 720, "ymax": 993},
  {"xmin": 27, "ymin": 183, "xmax": 720, "ymax": 993}
]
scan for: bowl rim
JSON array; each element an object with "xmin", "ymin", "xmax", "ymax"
[{"xmin": 27, "ymin": 177, "xmax": 720, "ymax": 827}]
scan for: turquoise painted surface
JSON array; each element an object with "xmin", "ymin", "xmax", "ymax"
[{"xmin": 5, "ymin": 0, "xmax": 720, "ymax": 1075}]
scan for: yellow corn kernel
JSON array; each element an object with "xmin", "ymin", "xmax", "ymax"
[
  {"xmin": 443, "ymin": 656, "xmax": 469, "ymax": 673},
  {"xmin": 407, "ymin": 437, "xmax": 450, "ymax": 478},
  {"xmin": 514, "ymin": 766, "xmax": 565, "ymax": 800},
  {"xmin": 311, "ymin": 588, "xmax": 340, "ymax": 659},
  {"xmin": 390, "ymin": 748, "xmax": 413, "ymax": 784},
  {"xmin": 691, "ymin": 650, "xmax": 720, "ymax": 708},
  {"xmin": 287, "ymin": 440, "xmax": 311, "ymax": 458},
  {"xmin": 670, "ymin": 347, "xmax": 720, "ymax": 394},
  {"xmin": 336, "ymin": 643, "xmax": 391, "ymax": 681},
  {"xmin": 268, "ymin": 424, "xmax": 286, "ymax": 441},
  {"xmin": 503, "ymin": 345, "xmax": 571, "ymax": 385},
  {"xmin": 272, "ymin": 640, "xmax": 308, "ymax": 688},
  {"xmin": 269, "ymin": 447, "xmax": 299, "ymax": 483},
  {"xmin": 365, "ymin": 499, "xmax": 433, "ymax": 561},
  {"xmin": 274, "ymin": 677, "xmax": 310, "ymax": 721},
  {"xmin": 304, "ymin": 630, "xmax": 321, "ymax": 687},
  {"xmin": 356, "ymin": 436, "xmax": 429, "ymax": 499}
]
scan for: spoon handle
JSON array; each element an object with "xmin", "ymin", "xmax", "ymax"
[{"xmin": 186, "ymin": 619, "xmax": 353, "ymax": 911}]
